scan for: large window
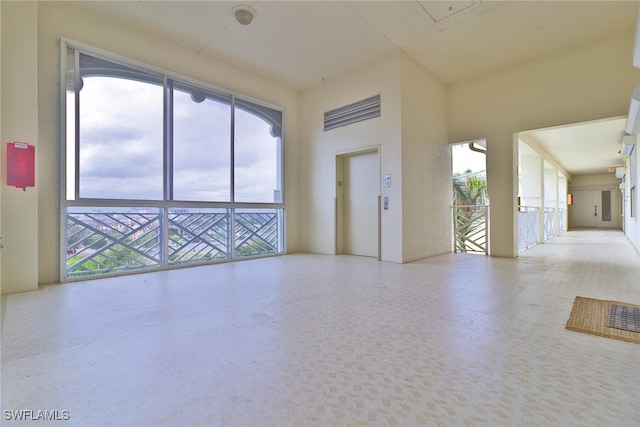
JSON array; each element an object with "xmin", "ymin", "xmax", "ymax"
[{"xmin": 63, "ymin": 42, "xmax": 285, "ymax": 279}]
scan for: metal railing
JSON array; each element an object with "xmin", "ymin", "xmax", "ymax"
[
  {"xmin": 168, "ymin": 210, "xmax": 231, "ymax": 265},
  {"xmin": 517, "ymin": 206, "xmax": 538, "ymax": 251},
  {"xmin": 452, "ymin": 205, "xmax": 488, "ymax": 254},
  {"xmin": 544, "ymin": 207, "xmax": 555, "ymax": 241},
  {"xmin": 66, "ymin": 209, "xmax": 162, "ymax": 277},
  {"xmin": 66, "ymin": 207, "xmax": 283, "ymax": 278}
]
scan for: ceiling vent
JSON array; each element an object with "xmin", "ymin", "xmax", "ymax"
[
  {"xmin": 418, "ymin": 1, "xmax": 477, "ymax": 23},
  {"xmin": 324, "ymin": 95, "xmax": 381, "ymax": 131}
]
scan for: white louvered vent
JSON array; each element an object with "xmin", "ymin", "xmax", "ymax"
[{"xmin": 324, "ymin": 95, "xmax": 381, "ymax": 131}]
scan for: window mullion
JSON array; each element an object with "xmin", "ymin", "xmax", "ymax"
[
  {"xmin": 230, "ymin": 95, "xmax": 236, "ymax": 204},
  {"xmin": 163, "ymin": 77, "xmax": 174, "ymax": 268},
  {"xmin": 230, "ymin": 207, "xmax": 236, "ymax": 259},
  {"xmin": 74, "ymin": 49, "xmax": 81, "ymax": 200},
  {"xmin": 165, "ymin": 77, "xmax": 174, "ymax": 201},
  {"xmin": 230, "ymin": 96, "xmax": 236, "ymax": 259}
]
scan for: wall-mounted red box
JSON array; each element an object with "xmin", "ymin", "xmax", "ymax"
[{"xmin": 6, "ymin": 142, "xmax": 35, "ymax": 189}]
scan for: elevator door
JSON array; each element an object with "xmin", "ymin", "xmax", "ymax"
[{"xmin": 343, "ymin": 151, "xmax": 379, "ymax": 257}]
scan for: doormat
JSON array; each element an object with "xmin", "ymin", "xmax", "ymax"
[
  {"xmin": 565, "ymin": 296, "xmax": 640, "ymax": 344},
  {"xmin": 607, "ymin": 304, "xmax": 640, "ymax": 333}
]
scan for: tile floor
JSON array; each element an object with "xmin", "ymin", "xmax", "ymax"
[{"xmin": 2, "ymin": 229, "xmax": 639, "ymax": 426}]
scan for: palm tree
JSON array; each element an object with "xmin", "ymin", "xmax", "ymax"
[
  {"xmin": 453, "ymin": 169, "xmax": 487, "ymax": 206},
  {"xmin": 453, "ymin": 169, "xmax": 487, "ymax": 252}
]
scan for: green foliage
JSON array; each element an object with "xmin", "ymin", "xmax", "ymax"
[
  {"xmin": 453, "ymin": 169, "xmax": 487, "ymax": 206},
  {"xmin": 453, "ymin": 170, "xmax": 487, "ymax": 253},
  {"xmin": 236, "ymin": 239, "xmax": 275, "ymax": 256}
]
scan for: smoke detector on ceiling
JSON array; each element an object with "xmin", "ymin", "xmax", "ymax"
[{"xmin": 233, "ymin": 5, "xmax": 255, "ymax": 26}]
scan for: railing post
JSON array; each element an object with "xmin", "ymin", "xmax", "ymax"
[
  {"xmin": 229, "ymin": 208, "xmax": 235, "ymax": 259},
  {"xmin": 452, "ymin": 206, "xmax": 458, "ymax": 253},
  {"xmin": 160, "ymin": 208, "xmax": 167, "ymax": 267},
  {"xmin": 483, "ymin": 205, "xmax": 489, "ymax": 255}
]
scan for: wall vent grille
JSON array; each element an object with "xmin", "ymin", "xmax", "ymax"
[{"xmin": 324, "ymin": 94, "xmax": 381, "ymax": 131}]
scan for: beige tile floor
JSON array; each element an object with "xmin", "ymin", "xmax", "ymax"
[{"xmin": 2, "ymin": 229, "xmax": 639, "ymax": 426}]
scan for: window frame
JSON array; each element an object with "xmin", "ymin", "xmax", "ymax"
[{"xmin": 59, "ymin": 38, "xmax": 286, "ymax": 281}]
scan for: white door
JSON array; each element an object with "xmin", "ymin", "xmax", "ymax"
[
  {"xmin": 343, "ymin": 151, "xmax": 379, "ymax": 257},
  {"xmin": 571, "ymin": 188, "xmax": 616, "ymax": 228}
]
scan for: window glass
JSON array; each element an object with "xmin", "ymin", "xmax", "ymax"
[
  {"xmin": 77, "ymin": 54, "xmax": 164, "ymax": 200},
  {"xmin": 172, "ymin": 83, "xmax": 231, "ymax": 201},
  {"xmin": 234, "ymin": 100, "xmax": 283, "ymax": 203},
  {"xmin": 63, "ymin": 46, "xmax": 286, "ymax": 279},
  {"xmin": 65, "ymin": 47, "xmax": 76, "ymax": 200}
]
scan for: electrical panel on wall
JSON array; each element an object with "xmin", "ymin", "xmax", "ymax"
[{"xmin": 6, "ymin": 142, "xmax": 35, "ymax": 190}]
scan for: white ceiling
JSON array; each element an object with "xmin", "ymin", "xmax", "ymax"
[
  {"xmin": 74, "ymin": 0, "xmax": 639, "ymax": 177},
  {"xmin": 519, "ymin": 117, "xmax": 628, "ymax": 177}
]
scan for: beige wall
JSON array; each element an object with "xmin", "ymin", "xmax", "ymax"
[
  {"xmin": 1, "ymin": 1, "xmax": 40, "ymax": 293},
  {"xmin": 399, "ymin": 53, "xmax": 451, "ymax": 262},
  {"xmin": 449, "ymin": 30, "xmax": 640, "ymax": 257},
  {"xmin": 300, "ymin": 52, "xmax": 403, "ymax": 261},
  {"xmin": 299, "ymin": 52, "xmax": 451, "ymax": 263},
  {"xmin": 570, "ymin": 174, "xmax": 621, "ymax": 189},
  {"xmin": 2, "ymin": 2, "xmax": 300, "ymax": 292}
]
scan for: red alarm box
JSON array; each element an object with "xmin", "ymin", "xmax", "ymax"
[{"xmin": 7, "ymin": 142, "xmax": 35, "ymax": 189}]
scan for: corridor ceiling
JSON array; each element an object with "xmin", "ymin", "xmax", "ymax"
[
  {"xmin": 519, "ymin": 117, "xmax": 628, "ymax": 178},
  {"xmin": 75, "ymin": 0, "xmax": 639, "ymax": 177}
]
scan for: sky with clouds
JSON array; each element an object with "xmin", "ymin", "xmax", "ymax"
[{"xmin": 69, "ymin": 75, "xmax": 280, "ymax": 204}]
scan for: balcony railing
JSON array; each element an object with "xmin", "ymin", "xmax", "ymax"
[
  {"xmin": 544, "ymin": 207, "xmax": 555, "ymax": 241},
  {"xmin": 452, "ymin": 205, "xmax": 488, "ymax": 254},
  {"xmin": 66, "ymin": 209, "xmax": 162, "ymax": 277},
  {"xmin": 517, "ymin": 206, "xmax": 538, "ymax": 252},
  {"xmin": 66, "ymin": 207, "xmax": 283, "ymax": 279},
  {"xmin": 168, "ymin": 210, "xmax": 231, "ymax": 265}
]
